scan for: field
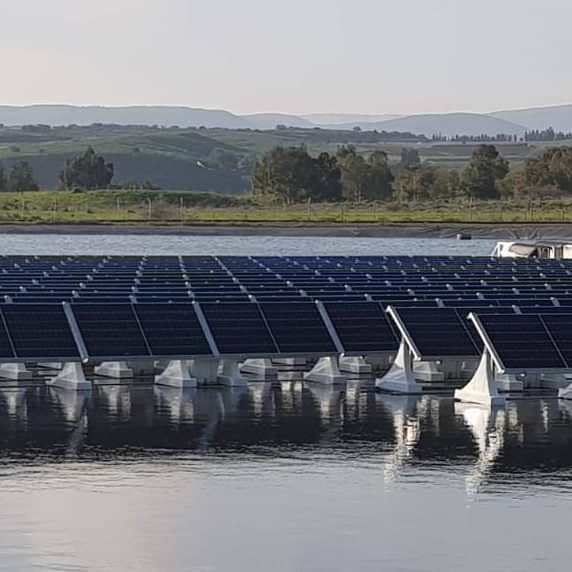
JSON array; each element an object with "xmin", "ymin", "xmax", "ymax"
[
  {"xmin": 1, "ymin": 189, "xmax": 572, "ymax": 225},
  {"xmin": 0, "ymin": 124, "xmax": 554, "ymax": 193}
]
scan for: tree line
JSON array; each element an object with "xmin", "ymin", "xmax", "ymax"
[
  {"xmin": 252, "ymin": 143, "xmax": 572, "ymax": 203},
  {"xmin": 0, "ymin": 147, "xmax": 114, "ymax": 192},
  {"xmin": 4, "ymin": 142, "xmax": 572, "ymax": 203},
  {"xmin": 431, "ymin": 127, "xmax": 572, "ymax": 144},
  {"xmin": 0, "ymin": 162, "xmax": 39, "ymax": 192},
  {"xmin": 252, "ymin": 146, "xmax": 394, "ymax": 204}
]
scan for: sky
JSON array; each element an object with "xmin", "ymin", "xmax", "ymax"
[{"xmin": 2, "ymin": 0, "xmax": 571, "ymax": 115}]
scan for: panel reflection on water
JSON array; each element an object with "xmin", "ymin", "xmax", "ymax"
[
  {"xmin": 0, "ymin": 382, "xmax": 569, "ymax": 487},
  {"xmin": 0, "ymin": 381, "xmax": 570, "ymax": 571}
]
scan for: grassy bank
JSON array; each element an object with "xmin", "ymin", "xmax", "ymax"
[{"xmin": 0, "ymin": 189, "xmax": 572, "ymax": 225}]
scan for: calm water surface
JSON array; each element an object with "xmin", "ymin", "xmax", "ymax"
[
  {"xmin": 0, "ymin": 233, "xmax": 495, "ymax": 256},
  {"xmin": 0, "ymin": 234, "xmax": 569, "ymax": 572}
]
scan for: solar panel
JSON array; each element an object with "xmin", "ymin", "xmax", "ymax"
[
  {"xmin": 71, "ymin": 304, "xmax": 150, "ymax": 359},
  {"xmin": 1, "ymin": 304, "xmax": 80, "ymax": 360},
  {"xmin": 260, "ymin": 302, "xmax": 337, "ymax": 354},
  {"xmin": 200, "ymin": 302, "xmax": 278, "ymax": 355},
  {"xmin": 133, "ymin": 304, "xmax": 212, "ymax": 357},
  {"xmin": 324, "ymin": 302, "xmax": 398, "ymax": 354},
  {"xmin": 0, "ymin": 312, "xmax": 15, "ymax": 359},
  {"xmin": 389, "ymin": 307, "xmax": 479, "ymax": 359},
  {"xmin": 538, "ymin": 314, "xmax": 572, "ymax": 367},
  {"xmin": 473, "ymin": 314, "xmax": 565, "ymax": 370}
]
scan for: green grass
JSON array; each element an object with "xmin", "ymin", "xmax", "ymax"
[{"xmin": 1, "ymin": 190, "xmax": 572, "ymax": 225}]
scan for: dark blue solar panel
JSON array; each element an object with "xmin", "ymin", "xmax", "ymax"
[
  {"xmin": 390, "ymin": 307, "xmax": 479, "ymax": 358},
  {"xmin": 200, "ymin": 303, "xmax": 278, "ymax": 355},
  {"xmin": 1, "ymin": 304, "xmax": 79, "ymax": 359},
  {"xmin": 133, "ymin": 304, "xmax": 212, "ymax": 357},
  {"xmin": 324, "ymin": 302, "xmax": 398, "ymax": 353},
  {"xmin": 260, "ymin": 302, "xmax": 337, "ymax": 354},
  {"xmin": 475, "ymin": 314, "xmax": 565, "ymax": 370},
  {"xmin": 72, "ymin": 304, "xmax": 150, "ymax": 359},
  {"xmin": 538, "ymin": 314, "xmax": 572, "ymax": 368},
  {"xmin": 0, "ymin": 311, "xmax": 15, "ymax": 359}
]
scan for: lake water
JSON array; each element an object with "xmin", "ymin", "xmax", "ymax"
[
  {"xmin": 0, "ymin": 233, "xmax": 495, "ymax": 257},
  {"xmin": 0, "ymin": 233, "xmax": 570, "ymax": 572}
]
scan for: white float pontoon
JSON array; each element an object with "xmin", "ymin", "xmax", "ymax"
[{"xmin": 492, "ymin": 240, "xmax": 572, "ymax": 259}]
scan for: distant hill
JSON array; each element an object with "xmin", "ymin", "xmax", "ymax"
[
  {"xmin": 302, "ymin": 113, "xmax": 403, "ymax": 127},
  {"xmin": 491, "ymin": 104, "xmax": 572, "ymax": 132},
  {"xmin": 0, "ymin": 105, "xmax": 252, "ymax": 129},
  {"xmin": 5, "ymin": 104, "xmax": 570, "ymax": 136},
  {"xmin": 242, "ymin": 113, "xmax": 314, "ymax": 129},
  {"xmin": 364, "ymin": 113, "xmax": 526, "ymax": 138}
]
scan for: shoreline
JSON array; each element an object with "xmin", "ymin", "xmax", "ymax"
[{"xmin": 0, "ymin": 221, "xmax": 571, "ymax": 238}]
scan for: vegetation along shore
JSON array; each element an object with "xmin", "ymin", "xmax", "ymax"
[{"xmin": 1, "ymin": 122, "xmax": 572, "ymax": 233}]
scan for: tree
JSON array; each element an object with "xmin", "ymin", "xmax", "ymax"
[
  {"xmin": 336, "ymin": 146, "xmax": 369, "ymax": 202},
  {"xmin": 525, "ymin": 147, "xmax": 572, "ymax": 193},
  {"xmin": 59, "ymin": 146, "xmax": 114, "ymax": 190},
  {"xmin": 252, "ymin": 146, "xmax": 341, "ymax": 204},
  {"xmin": 462, "ymin": 144, "xmax": 509, "ymax": 199},
  {"xmin": 314, "ymin": 152, "xmax": 342, "ymax": 201},
  {"xmin": 366, "ymin": 150, "xmax": 394, "ymax": 200},
  {"xmin": 396, "ymin": 165, "xmax": 437, "ymax": 201},
  {"xmin": 8, "ymin": 161, "xmax": 38, "ymax": 191},
  {"xmin": 336, "ymin": 146, "xmax": 393, "ymax": 202},
  {"xmin": 0, "ymin": 165, "xmax": 6, "ymax": 192},
  {"xmin": 432, "ymin": 168, "xmax": 462, "ymax": 199}
]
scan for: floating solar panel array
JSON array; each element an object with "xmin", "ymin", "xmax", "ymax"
[
  {"xmin": 1, "ymin": 254, "xmax": 572, "ymax": 307},
  {"xmin": 0, "ymin": 255, "xmax": 572, "ymax": 369}
]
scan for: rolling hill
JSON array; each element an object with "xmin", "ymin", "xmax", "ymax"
[
  {"xmin": 1, "ymin": 104, "xmax": 571, "ymax": 136},
  {"xmin": 361, "ymin": 113, "xmax": 526, "ymax": 138},
  {"xmin": 302, "ymin": 113, "xmax": 403, "ymax": 127},
  {"xmin": 491, "ymin": 104, "xmax": 572, "ymax": 132},
  {"xmin": 242, "ymin": 113, "xmax": 314, "ymax": 129},
  {"xmin": 0, "ymin": 105, "xmax": 252, "ymax": 129}
]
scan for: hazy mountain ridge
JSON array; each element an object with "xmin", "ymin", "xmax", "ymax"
[
  {"xmin": 0, "ymin": 104, "xmax": 571, "ymax": 135},
  {"xmin": 491, "ymin": 104, "xmax": 572, "ymax": 132},
  {"xmin": 242, "ymin": 113, "xmax": 314, "ymax": 129},
  {"xmin": 348, "ymin": 113, "xmax": 526, "ymax": 138},
  {"xmin": 0, "ymin": 105, "xmax": 252, "ymax": 129},
  {"xmin": 302, "ymin": 113, "xmax": 403, "ymax": 126}
]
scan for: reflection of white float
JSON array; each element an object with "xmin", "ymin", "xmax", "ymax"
[
  {"xmin": 153, "ymin": 385, "xmax": 196, "ymax": 424},
  {"xmin": 96, "ymin": 384, "xmax": 131, "ymax": 420},
  {"xmin": 49, "ymin": 386, "xmax": 91, "ymax": 424},
  {"xmin": 248, "ymin": 382, "xmax": 276, "ymax": 418},
  {"xmin": 456, "ymin": 402, "xmax": 505, "ymax": 499},
  {"xmin": 306, "ymin": 384, "xmax": 345, "ymax": 421},
  {"xmin": 49, "ymin": 387, "xmax": 91, "ymax": 455},
  {"xmin": 0, "ymin": 387, "xmax": 28, "ymax": 424},
  {"xmin": 376, "ymin": 394, "xmax": 423, "ymax": 487}
]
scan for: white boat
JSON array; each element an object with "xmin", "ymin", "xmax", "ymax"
[{"xmin": 492, "ymin": 240, "xmax": 572, "ymax": 259}]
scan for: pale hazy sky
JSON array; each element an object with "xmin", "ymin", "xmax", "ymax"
[{"xmin": 2, "ymin": 0, "xmax": 571, "ymax": 115}]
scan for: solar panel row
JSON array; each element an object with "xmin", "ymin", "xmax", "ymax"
[
  {"xmin": 0, "ymin": 301, "xmax": 399, "ymax": 362},
  {"xmin": 472, "ymin": 313, "xmax": 572, "ymax": 371}
]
